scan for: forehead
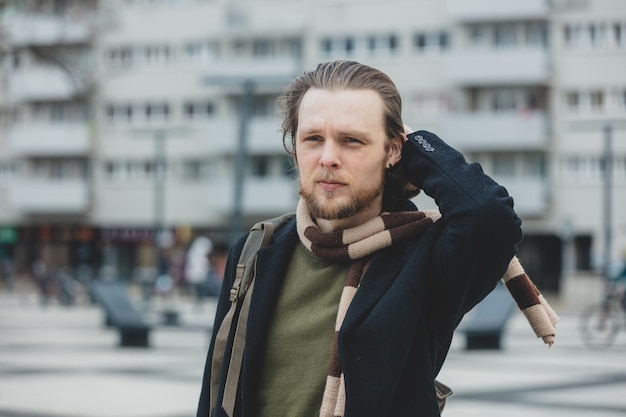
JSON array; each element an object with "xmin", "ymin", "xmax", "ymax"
[{"xmin": 297, "ymin": 88, "xmax": 386, "ymax": 134}]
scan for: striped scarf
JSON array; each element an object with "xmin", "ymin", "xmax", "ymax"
[{"xmin": 295, "ymin": 199, "xmax": 559, "ymax": 417}]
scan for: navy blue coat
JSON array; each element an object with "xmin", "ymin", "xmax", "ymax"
[{"xmin": 197, "ymin": 130, "xmax": 522, "ymax": 417}]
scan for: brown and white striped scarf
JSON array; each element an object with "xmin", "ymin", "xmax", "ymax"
[{"xmin": 295, "ymin": 199, "xmax": 559, "ymax": 417}]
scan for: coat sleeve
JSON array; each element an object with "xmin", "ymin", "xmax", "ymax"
[{"xmin": 401, "ymin": 130, "xmax": 523, "ymax": 321}]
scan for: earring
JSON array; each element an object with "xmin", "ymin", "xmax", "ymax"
[{"xmin": 385, "ymin": 163, "xmax": 394, "ymax": 177}]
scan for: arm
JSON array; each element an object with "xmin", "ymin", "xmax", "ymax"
[{"xmin": 402, "ymin": 130, "xmax": 523, "ymax": 319}]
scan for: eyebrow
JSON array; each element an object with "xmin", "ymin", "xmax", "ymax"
[{"xmin": 297, "ymin": 126, "xmax": 372, "ymax": 139}]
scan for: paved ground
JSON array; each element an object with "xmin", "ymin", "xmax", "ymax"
[{"xmin": 0, "ymin": 279, "xmax": 625, "ymax": 417}]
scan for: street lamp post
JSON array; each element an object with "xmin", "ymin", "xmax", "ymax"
[
  {"xmin": 204, "ymin": 67, "xmax": 295, "ymax": 245},
  {"xmin": 602, "ymin": 124, "xmax": 613, "ymax": 281},
  {"xmin": 569, "ymin": 120, "xmax": 625, "ymax": 283},
  {"xmin": 131, "ymin": 126, "xmax": 188, "ymax": 303},
  {"xmin": 230, "ymin": 80, "xmax": 254, "ymax": 245}
]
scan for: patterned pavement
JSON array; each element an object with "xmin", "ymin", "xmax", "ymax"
[{"xmin": 0, "ymin": 284, "xmax": 624, "ymax": 417}]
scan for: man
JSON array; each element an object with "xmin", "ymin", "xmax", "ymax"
[{"xmin": 197, "ymin": 60, "xmax": 522, "ymax": 417}]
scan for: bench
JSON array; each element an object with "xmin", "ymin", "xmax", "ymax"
[
  {"xmin": 90, "ymin": 281, "xmax": 151, "ymax": 348},
  {"xmin": 459, "ymin": 283, "xmax": 516, "ymax": 350}
]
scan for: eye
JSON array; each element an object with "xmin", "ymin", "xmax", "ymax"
[
  {"xmin": 303, "ymin": 135, "xmax": 322, "ymax": 142},
  {"xmin": 343, "ymin": 137, "xmax": 363, "ymax": 144}
]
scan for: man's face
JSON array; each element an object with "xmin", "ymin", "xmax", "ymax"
[{"xmin": 295, "ymin": 88, "xmax": 400, "ymax": 224}]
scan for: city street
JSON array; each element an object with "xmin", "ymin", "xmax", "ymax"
[{"xmin": 0, "ymin": 285, "xmax": 625, "ymax": 417}]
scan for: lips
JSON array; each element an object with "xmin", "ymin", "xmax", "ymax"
[{"xmin": 317, "ymin": 180, "xmax": 344, "ymax": 192}]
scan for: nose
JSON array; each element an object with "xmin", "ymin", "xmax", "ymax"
[{"xmin": 319, "ymin": 140, "xmax": 341, "ymax": 168}]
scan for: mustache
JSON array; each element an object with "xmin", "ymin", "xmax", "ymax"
[{"xmin": 314, "ymin": 171, "xmax": 346, "ymax": 182}]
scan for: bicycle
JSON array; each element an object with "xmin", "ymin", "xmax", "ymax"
[{"xmin": 579, "ymin": 278, "xmax": 626, "ymax": 349}]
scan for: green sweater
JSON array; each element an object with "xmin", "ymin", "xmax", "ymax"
[{"xmin": 257, "ymin": 243, "xmax": 349, "ymax": 417}]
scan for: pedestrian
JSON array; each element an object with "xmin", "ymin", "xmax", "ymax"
[
  {"xmin": 197, "ymin": 60, "xmax": 524, "ymax": 417},
  {"xmin": 185, "ymin": 236, "xmax": 213, "ymax": 303}
]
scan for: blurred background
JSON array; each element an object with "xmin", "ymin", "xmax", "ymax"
[
  {"xmin": 0, "ymin": 0, "xmax": 625, "ymax": 307},
  {"xmin": 1, "ymin": 2, "xmax": 626, "ymax": 417}
]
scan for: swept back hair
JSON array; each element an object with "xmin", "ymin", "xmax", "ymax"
[{"xmin": 276, "ymin": 60, "xmax": 419, "ymax": 210}]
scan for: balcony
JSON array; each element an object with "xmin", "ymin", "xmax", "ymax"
[
  {"xmin": 442, "ymin": 111, "xmax": 548, "ymax": 151},
  {"xmin": 493, "ymin": 176, "xmax": 548, "ymax": 217},
  {"xmin": 9, "ymin": 179, "xmax": 89, "ymax": 214},
  {"xmin": 7, "ymin": 15, "xmax": 94, "ymax": 46},
  {"xmin": 10, "ymin": 66, "xmax": 85, "ymax": 101},
  {"xmin": 206, "ymin": 177, "xmax": 297, "ymax": 215},
  {"xmin": 9, "ymin": 123, "xmax": 91, "ymax": 156},
  {"xmin": 204, "ymin": 58, "xmax": 298, "ymax": 93},
  {"xmin": 446, "ymin": 48, "xmax": 549, "ymax": 85},
  {"xmin": 445, "ymin": 0, "xmax": 548, "ymax": 22}
]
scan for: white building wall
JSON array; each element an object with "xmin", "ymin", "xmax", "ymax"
[{"xmin": 1, "ymin": 0, "xmax": 625, "ymax": 280}]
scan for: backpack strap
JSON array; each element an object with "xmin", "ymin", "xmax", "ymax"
[{"xmin": 209, "ymin": 213, "xmax": 294, "ymax": 417}]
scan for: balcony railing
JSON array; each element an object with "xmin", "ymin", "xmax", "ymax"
[
  {"xmin": 446, "ymin": 48, "xmax": 549, "ymax": 85},
  {"xmin": 9, "ymin": 123, "xmax": 91, "ymax": 156},
  {"xmin": 204, "ymin": 57, "xmax": 299, "ymax": 93},
  {"xmin": 9, "ymin": 179, "xmax": 89, "ymax": 213},
  {"xmin": 445, "ymin": 0, "xmax": 548, "ymax": 21},
  {"xmin": 10, "ymin": 66, "xmax": 86, "ymax": 101},
  {"xmin": 7, "ymin": 15, "xmax": 95, "ymax": 46},
  {"xmin": 442, "ymin": 111, "xmax": 548, "ymax": 151}
]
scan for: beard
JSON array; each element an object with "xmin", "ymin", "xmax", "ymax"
[{"xmin": 299, "ymin": 167, "xmax": 386, "ymax": 220}]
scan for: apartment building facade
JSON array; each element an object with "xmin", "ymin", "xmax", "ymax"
[{"xmin": 0, "ymin": 0, "xmax": 625, "ymax": 293}]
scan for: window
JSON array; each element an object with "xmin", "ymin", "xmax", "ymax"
[
  {"xmin": 613, "ymin": 23, "xmax": 623, "ymax": 46},
  {"xmin": 560, "ymin": 155, "xmax": 607, "ymax": 181},
  {"xmin": 144, "ymin": 44, "xmax": 171, "ymax": 64},
  {"xmin": 493, "ymin": 154, "xmax": 515, "ymax": 177},
  {"xmin": 469, "ymin": 25, "xmax": 485, "ymax": 46},
  {"xmin": 104, "ymin": 160, "xmax": 155, "ymax": 181},
  {"xmin": 564, "ymin": 21, "xmax": 626, "ymax": 49},
  {"xmin": 492, "ymin": 90, "xmax": 517, "ymax": 112},
  {"xmin": 181, "ymin": 160, "xmax": 207, "ymax": 181},
  {"xmin": 32, "ymin": 160, "xmax": 87, "ymax": 180},
  {"xmin": 281, "ymin": 38, "xmax": 302, "ymax": 58},
  {"xmin": 248, "ymin": 95, "xmax": 279, "ymax": 117},
  {"xmin": 366, "ymin": 34, "xmax": 398, "ymax": 56},
  {"xmin": 522, "ymin": 154, "xmax": 546, "ymax": 178},
  {"xmin": 525, "ymin": 23, "xmax": 548, "ymax": 47},
  {"xmin": 145, "ymin": 103, "xmax": 170, "ymax": 122},
  {"xmin": 590, "ymin": 90, "xmax": 604, "ymax": 112},
  {"xmin": 253, "ymin": 39, "xmax": 273, "ymax": 57},
  {"xmin": 322, "ymin": 34, "xmax": 400, "ymax": 57},
  {"xmin": 249, "ymin": 156, "xmax": 269, "ymax": 177},
  {"xmin": 565, "ymin": 92, "xmax": 580, "ymax": 112},
  {"xmin": 414, "ymin": 31, "xmax": 449, "ymax": 53},
  {"xmin": 184, "ymin": 101, "xmax": 214, "ymax": 120},
  {"xmin": 185, "ymin": 41, "xmax": 219, "ymax": 62},
  {"xmin": 410, "ymin": 93, "xmax": 449, "ymax": 117},
  {"xmin": 494, "ymin": 24, "xmax": 517, "ymax": 48},
  {"xmin": 0, "ymin": 162, "xmax": 16, "ymax": 181},
  {"xmin": 106, "ymin": 104, "xmax": 134, "ymax": 124},
  {"xmin": 106, "ymin": 46, "xmax": 133, "ymax": 67}
]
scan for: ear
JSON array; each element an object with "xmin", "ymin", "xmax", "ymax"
[{"xmin": 387, "ymin": 136, "xmax": 402, "ymax": 166}]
